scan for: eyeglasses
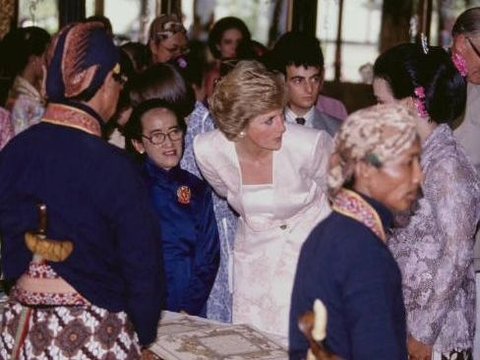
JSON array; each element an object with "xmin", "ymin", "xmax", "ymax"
[
  {"xmin": 158, "ymin": 42, "xmax": 190, "ymax": 57},
  {"xmin": 466, "ymin": 37, "xmax": 480, "ymax": 59},
  {"xmin": 112, "ymin": 71, "xmax": 128, "ymax": 86},
  {"xmin": 142, "ymin": 128, "xmax": 183, "ymax": 145}
]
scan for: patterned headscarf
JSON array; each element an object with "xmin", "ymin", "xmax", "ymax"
[
  {"xmin": 328, "ymin": 103, "xmax": 418, "ymax": 195},
  {"xmin": 46, "ymin": 22, "xmax": 120, "ymax": 103},
  {"xmin": 149, "ymin": 14, "xmax": 186, "ymax": 43}
]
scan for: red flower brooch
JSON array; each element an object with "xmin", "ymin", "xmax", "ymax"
[{"xmin": 177, "ymin": 186, "xmax": 191, "ymax": 205}]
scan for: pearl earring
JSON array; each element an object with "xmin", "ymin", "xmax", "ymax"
[{"xmin": 239, "ymin": 131, "xmax": 246, "ymax": 138}]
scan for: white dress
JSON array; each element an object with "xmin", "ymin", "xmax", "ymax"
[{"xmin": 193, "ymin": 123, "xmax": 333, "ymax": 339}]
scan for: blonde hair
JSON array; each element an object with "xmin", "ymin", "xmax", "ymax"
[{"xmin": 209, "ymin": 60, "xmax": 286, "ymax": 140}]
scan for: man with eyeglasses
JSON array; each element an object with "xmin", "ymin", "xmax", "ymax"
[{"xmin": 0, "ymin": 22, "xmax": 165, "ymax": 359}]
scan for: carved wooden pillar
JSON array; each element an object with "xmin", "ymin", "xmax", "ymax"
[
  {"xmin": 418, "ymin": 0, "xmax": 433, "ymax": 38},
  {"xmin": 333, "ymin": 0, "xmax": 344, "ymax": 82},
  {"xmin": 379, "ymin": 0, "xmax": 413, "ymax": 53},
  {"xmin": 0, "ymin": 0, "xmax": 16, "ymax": 39},
  {"xmin": 95, "ymin": 0, "xmax": 104, "ymax": 15},
  {"xmin": 157, "ymin": 0, "xmax": 181, "ymax": 15},
  {"xmin": 59, "ymin": 0, "xmax": 86, "ymax": 28},
  {"xmin": 291, "ymin": 0, "xmax": 317, "ymax": 35}
]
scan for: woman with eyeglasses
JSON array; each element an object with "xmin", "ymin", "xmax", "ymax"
[
  {"xmin": 450, "ymin": 7, "xmax": 480, "ymax": 177},
  {"xmin": 124, "ymin": 98, "xmax": 220, "ymax": 316},
  {"xmin": 148, "ymin": 14, "xmax": 189, "ymax": 65}
]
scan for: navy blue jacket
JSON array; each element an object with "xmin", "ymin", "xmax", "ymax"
[
  {"xmin": 0, "ymin": 120, "xmax": 165, "ymax": 346},
  {"xmin": 289, "ymin": 193, "xmax": 407, "ymax": 360},
  {"xmin": 143, "ymin": 160, "xmax": 219, "ymax": 315}
]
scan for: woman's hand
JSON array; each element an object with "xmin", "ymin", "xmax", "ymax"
[{"xmin": 407, "ymin": 335, "xmax": 433, "ymax": 360}]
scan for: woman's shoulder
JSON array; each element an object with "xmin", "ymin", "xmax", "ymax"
[
  {"xmin": 284, "ymin": 123, "xmax": 330, "ymax": 146},
  {"xmin": 194, "ymin": 129, "xmax": 228, "ymax": 154},
  {"xmin": 195, "ymin": 128, "xmax": 221, "ymax": 140},
  {"xmin": 282, "ymin": 123, "xmax": 332, "ymax": 160}
]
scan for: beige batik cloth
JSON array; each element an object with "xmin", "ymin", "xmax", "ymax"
[{"xmin": 328, "ymin": 103, "xmax": 418, "ymax": 195}]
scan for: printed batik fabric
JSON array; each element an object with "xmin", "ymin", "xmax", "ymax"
[
  {"xmin": 0, "ymin": 302, "xmax": 141, "ymax": 360},
  {"xmin": 181, "ymin": 101, "xmax": 237, "ymax": 323},
  {"xmin": 389, "ymin": 124, "xmax": 480, "ymax": 354}
]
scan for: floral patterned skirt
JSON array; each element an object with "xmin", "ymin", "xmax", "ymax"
[
  {"xmin": 0, "ymin": 301, "xmax": 141, "ymax": 360},
  {"xmin": 434, "ymin": 349, "xmax": 472, "ymax": 360}
]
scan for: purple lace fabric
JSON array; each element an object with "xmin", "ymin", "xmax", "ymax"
[
  {"xmin": 389, "ymin": 124, "xmax": 480, "ymax": 354},
  {"xmin": 181, "ymin": 102, "xmax": 237, "ymax": 323},
  {"xmin": 0, "ymin": 107, "xmax": 13, "ymax": 150}
]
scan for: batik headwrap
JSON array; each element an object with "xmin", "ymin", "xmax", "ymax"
[
  {"xmin": 46, "ymin": 21, "xmax": 120, "ymax": 103},
  {"xmin": 328, "ymin": 104, "xmax": 418, "ymax": 196},
  {"xmin": 149, "ymin": 14, "xmax": 187, "ymax": 43}
]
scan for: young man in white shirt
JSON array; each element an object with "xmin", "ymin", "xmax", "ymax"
[{"xmin": 268, "ymin": 32, "xmax": 343, "ymax": 137}]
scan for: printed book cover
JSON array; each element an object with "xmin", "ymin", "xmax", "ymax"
[{"xmin": 150, "ymin": 313, "xmax": 288, "ymax": 360}]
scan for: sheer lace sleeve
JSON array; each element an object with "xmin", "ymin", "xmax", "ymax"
[
  {"xmin": 395, "ymin": 155, "xmax": 479, "ymax": 344},
  {"xmin": 181, "ymin": 103, "xmax": 215, "ymax": 178}
]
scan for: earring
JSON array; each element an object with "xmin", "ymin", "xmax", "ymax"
[
  {"xmin": 452, "ymin": 52, "xmax": 468, "ymax": 77},
  {"xmin": 238, "ymin": 131, "xmax": 246, "ymax": 138}
]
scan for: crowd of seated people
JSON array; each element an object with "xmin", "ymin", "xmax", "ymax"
[{"xmin": 0, "ymin": 7, "xmax": 480, "ymax": 360}]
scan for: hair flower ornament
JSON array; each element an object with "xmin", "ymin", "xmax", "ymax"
[
  {"xmin": 452, "ymin": 52, "xmax": 468, "ymax": 77},
  {"xmin": 414, "ymin": 86, "xmax": 429, "ymax": 118}
]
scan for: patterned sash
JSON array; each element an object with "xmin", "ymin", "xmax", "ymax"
[
  {"xmin": 11, "ymin": 261, "xmax": 87, "ymax": 306},
  {"xmin": 331, "ymin": 189, "xmax": 386, "ymax": 242},
  {"xmin": 42, "ymin": 103, "xmax": 101, "ymax": 136}
]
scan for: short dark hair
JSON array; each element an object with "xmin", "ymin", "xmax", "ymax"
[
  {"xmin": 373, "ymin": 43, "xmax": 466, "ymax": 125},
  {"xmin": 129, "ymin": 63, "xmax": 195, "ymax": 118},
  {"xmin": 1, "ymin": 26, "xmax": 51, "ymax": 77},
  {"xmin": 120, "ymin": 41, "xmax": 152, "ymax": 74},
  {"xmin": 208, "ymin": 17, "xmax": 251, "ymax": 59},
  {"xmin": 84, "ymin": 15, "xmax": 113, "ymax": 36},
  {"xmin": 124, "ymin": 98, "xmax": 186, "ymax": 141},
  {"xmin": 267, "ymin": 32, "xmax": 324, "ymax": 75},
  {"xmin": 452, "ymin": 7, "xmax": 480, "ymax": 37}
]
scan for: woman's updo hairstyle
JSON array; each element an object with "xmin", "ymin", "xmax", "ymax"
[{"xmin": 373, "ymin": 43, "xmax": 466, "ymax": 125}]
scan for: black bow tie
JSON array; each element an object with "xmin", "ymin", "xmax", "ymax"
[{"xmin": 296, "ymin": 117, "xmax": 306, "ymax": 125}]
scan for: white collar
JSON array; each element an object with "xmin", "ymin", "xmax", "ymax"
[{"xmin": 284, "ymin": 106, "xmax": 315, "ymax": 127}]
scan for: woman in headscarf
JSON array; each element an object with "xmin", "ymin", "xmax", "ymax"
[
  {"xmin": 290, "ymin": 103, "xmax": 422, "ymax": 359},
  {"xmin": 373, "ymin": 43, "xmax": 480, "ymax": 360},
  {"xmin": 148, "ymin": 14, "xmax": 188, "ymax": 65}
]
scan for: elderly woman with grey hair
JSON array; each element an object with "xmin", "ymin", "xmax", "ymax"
[{"xmin": 290, "ymin": 103, "xmax": 423, "ymax": 360}]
